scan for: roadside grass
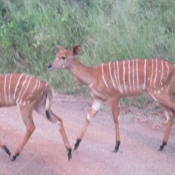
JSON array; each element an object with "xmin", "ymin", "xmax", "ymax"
[{"xmin": 0, "ymin": 0, "xmax": 175, "ymax": 106}]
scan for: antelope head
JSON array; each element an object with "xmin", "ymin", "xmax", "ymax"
[{"xmin": 48, "ymin": 45, "xmax": 81, "ymax": 70}]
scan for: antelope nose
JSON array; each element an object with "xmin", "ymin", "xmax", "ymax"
[{"xmin": 47, "ymin": 64, "xmax": 52, "ymax": 69}]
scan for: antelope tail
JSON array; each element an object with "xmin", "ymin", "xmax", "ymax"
[{"xmin": 45, "ymin": 86, "xmax": 54, "ymax": 119}]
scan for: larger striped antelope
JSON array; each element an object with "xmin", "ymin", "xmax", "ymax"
[
  {"xmin": 48, "ymin": 45, "xmax": 175, "ymax": 153},
  {"xmin": 0, "ymin": 73, "xmax": 72, "ymax": 160}
]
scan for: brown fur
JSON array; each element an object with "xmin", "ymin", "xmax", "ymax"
[{"xmin": 48, "ymin": 45, "xmax": 175, "ymax": 152}]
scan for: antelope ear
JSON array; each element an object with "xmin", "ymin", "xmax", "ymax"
[
  {"xmin": 56, "ymin": 45, "xmax": 65, "ymax": 52},
  {"xmin": 72, "ymin": 45, "xmax": 81, "ymax": 55}
]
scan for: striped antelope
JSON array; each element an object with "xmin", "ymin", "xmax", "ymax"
[
  {"xmin": 48, "ymin": 45, "xmax": 175, "ymax": 153},
  {"xmin": 0, "ymin": 73, "xmax": 72, "ymax": 160}
]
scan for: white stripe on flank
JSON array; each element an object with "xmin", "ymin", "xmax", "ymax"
[
  {"xmin": 132, "ymin": 60, "xmax": 135, "ymax": 91},
  {"xmin": 160, "ymin": 60, "xmax": 164, "ymax": 86},
  {"xmin": 14, "ymin": 74, "xmax": 24, "ymax": 100},
  {"xmin": 150, "ymin": 60, "xmax": 154, "ymax": 87},
  {"xmin": 37, "ymin": 78, "xmax": 41, "ymax": 91},
  {"xmin": 109, "ymin": 62, "xmax": 117, "ymax": 89},
  {"xmin": 113, "ymin": 62, "xmax": 122, "ymax": 93},
  {"xmin": 136, "ymin": 59, "xmax": 139, "ymax": 90},
  {"xmin": 116, "ymin": 61, "xmax": 123, "ymax": 94},
  {"xmin": 20, "ymin": 76, "xmax": 34, "ymax": 100},
  {"xmin": 27, "ymin": 78, "xmax": 39, "ymax": 99},
  {"xmin": 123, "ymin": 61, "xmax": 127, "ymax": 92},
  {"xmin": 165, "ymin": 62, "xmax": 169, "ymax": 80},
  {"xmin": 16, "ymin": 75, "xmax": 29, "ymax": 102},
  {"xmin": 154, "ymin": 59, "xmax": 158, "ymax": 88},
  {"xmin": 143, "ymin": 59, "xmax": 147, "ymax": 89},
  {"xmin": 4, "ymin": 74, "xmax": 8, "ymax": 104},
  {"xmin": 8, "ymin": 74, "xmax": 13, "ymax": 103},
  {"xmin": 101, "ymin": 63, "xmax": 108, "ymax": 88},
  {"xmin": 128, "ymin": 60, "xmax": 132, "ymax": 92}
]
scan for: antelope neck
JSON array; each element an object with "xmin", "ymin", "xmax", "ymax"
[{"xmin": 68, "ymin": 58, "xmax": 93, "ymax": 86}]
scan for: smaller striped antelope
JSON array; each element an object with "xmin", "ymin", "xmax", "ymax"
[
  {"xmin": 0, "ymin": 73, "xmax": 72, "ymax": 161},
  {"xmin": 48, "ymin": 45, "xmax": 175, "ymax": 153}
]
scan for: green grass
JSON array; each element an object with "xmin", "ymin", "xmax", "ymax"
[{"xmin": 0, "ymin": 0, "xmax": 175, "ymax": 105}]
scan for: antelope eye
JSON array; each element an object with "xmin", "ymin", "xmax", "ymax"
[{"xmin": 61, "ymin": 56, "xmax": 66, "ymax": 60}]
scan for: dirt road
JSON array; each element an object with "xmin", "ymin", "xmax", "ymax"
[{"xmin": 0, "ymin": 94, "xmax": 175, "ymax": 175}]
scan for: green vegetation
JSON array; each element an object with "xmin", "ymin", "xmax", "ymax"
[{"xmin": 0, "ymin": 0, "xmax": 175, "ymax": 102}]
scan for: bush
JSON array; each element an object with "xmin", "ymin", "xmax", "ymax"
[{"xmin": 0, "ymin": 0, "xmax": 175, "ymax": 98}]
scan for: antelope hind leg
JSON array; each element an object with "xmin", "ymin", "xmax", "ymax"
[
  {"xmin": 47, "ymin": 110, "xmax": 72, "ymax": 160},
  {"xmin": 12, "ymin": 108, "xmax": 36, "ymax": 161},
  {"xmin": 36, "ymin": 106, "xmax": 72, "ymax": 160},
  {"xmin": 110, "ymin": 98, "xmax": 121, "ymax": 153},
  {"xmin": 149, "ymin": 92, "xmax": 175, "ymax": 151}
]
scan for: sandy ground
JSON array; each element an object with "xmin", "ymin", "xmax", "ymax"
[{"xmin": 0, "ymin": 94, "xmax": 175, "ymax": 175}]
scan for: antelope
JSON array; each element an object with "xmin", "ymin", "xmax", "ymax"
[
  {"xmin": 0, "ymin": 73, "xmax": 72, "ymax": 160},
  {"xmin": 48, "ymin": 45, "xmax": 175, "ymax": 153}
]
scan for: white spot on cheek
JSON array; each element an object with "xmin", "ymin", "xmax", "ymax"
[
  {"xmin": 62, "ymin": 60, "xmax": 67, "ymax": 68},
  {"xmin": 87, "ymin": 114, "xmax": 91, "ymax": 121},
  {"xmin": 158, "ymin": 90, "xmax": 160, "ymax": 94}
]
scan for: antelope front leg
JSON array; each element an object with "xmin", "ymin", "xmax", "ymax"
[
  {"xmin": 160, "ymin": 115, "xmax": 174, "ymax": 150},
  {"xmin": 74, "ymin": 99, "xmax": 103, "ymax": 150},
  {"xmin": 160, "ymin": 111, "xmax": 174, "ymax": 151},
  {"xmin": 156, "ymin": 103, "xmax": 174, "ymax": 151},
  {"xmin": 12, "ymin": 109, "xmax": 36, "ymax": 161},
  {"xmin": 111, "ymin": 98, "xmax": 120, "ymax": 152}
]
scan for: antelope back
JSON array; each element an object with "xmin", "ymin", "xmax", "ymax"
[
  {"xmin": 96, "ymin": 59, "xmax": 175, "ymax": 96},
  {"xmin": 0, "ymin": 74, "xmax": 49, "ymax": 107}
]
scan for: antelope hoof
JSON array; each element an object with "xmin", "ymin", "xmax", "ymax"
[
  {"xmin": 159, "ymin": 142, "xmax": 167, "ymax": 151},
  {"xmin": 11, "ymin": 153, "xmax": 19, "ymax": 161},
  {"xmin": 68, "ymin": 148, "xmax": 72, "ymax": 160},
  {"xmin": 2, "ymin": 146, "xmax": 11, "ymax": 157},
  {"xmin": 112, "ymin": 141, "xmax": 120, "ymax": 153},
  {"xmin": 74, "ymin": 139, "xmax": 81, "ymax": 150}
]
